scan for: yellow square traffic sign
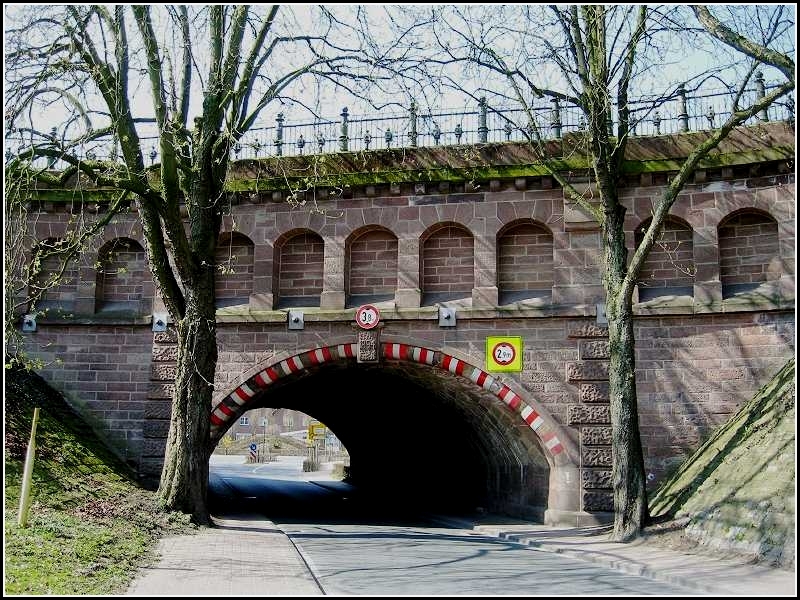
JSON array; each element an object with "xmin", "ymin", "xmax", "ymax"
[
  {"xmin": 486, "ymin": 336, "xmax": 523, "ymax": 372},
  {"xmin": 308, "ymin": 422, "xmax": 326, "ymax": 442}
]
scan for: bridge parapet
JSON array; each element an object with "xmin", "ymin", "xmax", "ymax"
[{"xmin": 26, "ymin": 122, "xmax": 795, "ymax": 202}]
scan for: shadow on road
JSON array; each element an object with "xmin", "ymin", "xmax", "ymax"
[{"xmin": 208, "ymin": 460, "xmax": 477, "ymax": 528}]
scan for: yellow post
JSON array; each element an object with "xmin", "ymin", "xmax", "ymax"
[{"xmin": 17, "ymin": 407, "xmax": 40, "ymax": 528}]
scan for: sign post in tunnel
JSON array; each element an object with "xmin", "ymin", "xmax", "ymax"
[{"xmin": 486, "ymin": 336, "xmax": 523, "ymax": 372}]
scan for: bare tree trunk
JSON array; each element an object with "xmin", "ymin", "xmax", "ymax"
[
  {"xmin": 157, "ymin": 279, "xmax": 217, "ymax": 525},
  {"xmin": 607, "ymin": 300, "xmax": 648, "ymax": 541},
  {"xmin": 602, "ymin": 193, "xmax": 648, "ymax": 542}
]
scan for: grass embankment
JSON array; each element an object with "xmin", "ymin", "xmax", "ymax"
[
  {"xmin": 648, "ymin": 358, "xmax": 795, "ymax": 567},
  {"xmin": 4, "ymin": 366, "xmax": 196, "ymax": 595}
]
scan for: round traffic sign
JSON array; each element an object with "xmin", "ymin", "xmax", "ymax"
[
  {"xmin": 249, "ymin": 443, "xmax": 258, "ymax": 452},
  {"xmin": 491, "ymin": 342, "xmax": 516, "ymax": 366},
  {"xmin": 355, "ymin": 304, "xmax": 380, "ymax": 330}
]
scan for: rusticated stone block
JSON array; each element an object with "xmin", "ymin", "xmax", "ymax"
[
  {"xmin": 581, "ymin": 426, "xmax": 613, "ymax": 446},
  {"xmin": 141, "ymin": 438, "xmax": 168, "ymax": 457},
  {"xmin": 152, "ymin": 345, "xmax": 179, "ymax": 362},
  {"xmin": 143, "ymin": 420, "xmax": 170, "ymax": 438},
  {"xmin": 144, "ymin": 400, "xmax": 172, "ymax": 419},
  {"xmin": 581, "ymin": 469, "xmax": 613, "ymax": 489},
  {"xmin": 568, "ymin": 405, "xmax": 611, "ymax": 425},
  {"xmin": 151, "ymin": 363, "xmax": 177, "ymax": 381},
  {"xmin": 567, "ymin": 321, "xmax": 609, "ymax": 338},
  {"xmin": 139, "ymin": 458, "xmax": 165, "ymax": 478},
  {"xmin": 584, "ymin": 491, "xmax": 614, "ymax": 512},
  {"xmin": 147, "ymin": 383, "xmax": 175, "ymax": 399},
  {"xmin": 582, "ymin": 446, "xmax": 613, "ymax": 467},
  {"xmin": 580, "ymin": 382, "xmax": 610, "ymax": 403},
  {"xmin": 567, "ymin": 361, "xmax": 609, "ymax": 382},
  {"xmin": 153, "ymin": 330, "xmax": 178, "ymax": 343},
  {"xmin": 580, "ymin": 340, "xmax": 610, "ymax": 360},
  {"xmin": 522, "ymin": 370, "xmax": 561, "ymax": 383}
]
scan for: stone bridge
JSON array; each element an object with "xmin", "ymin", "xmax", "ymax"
[{"xmin": 16, "ymin": 121, "xmax": 795, "ymax": 525}]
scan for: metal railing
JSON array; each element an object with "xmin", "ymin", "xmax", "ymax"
[{"xmin": 6, "ymin": 74, "xmax": 793, "ymax": 170}]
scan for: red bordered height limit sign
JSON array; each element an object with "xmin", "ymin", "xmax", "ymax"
[
  {"xmin": 492, "ymin": 341, "xmax": 516, "ymax": 365},
  {"xmin": 486, "ymin": 336, "xmax": 523, "ymax": 372},
  {"xmin": 355, "ymin": 304, "xmax": 381, "ymax": 330}
]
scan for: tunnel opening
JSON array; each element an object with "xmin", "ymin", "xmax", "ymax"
[{"xmin": 210, "ymin": 357, "xmax": 553, "ymax": 522}]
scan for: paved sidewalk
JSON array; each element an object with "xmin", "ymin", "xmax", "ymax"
[
  {"xmin": 126, "ymin": 514, "xmax": 322, "ymax": 596},
  {"xmin": 127, "ymin": 509, "xmax": 795, "ymax": 596},
  {"xmin": 430, "ymin": 515, "xmax": 797, "ymax": 597}
]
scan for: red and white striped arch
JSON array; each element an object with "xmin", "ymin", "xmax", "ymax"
[{"xmin": 210, "ymin": 341, "xmax": 565, "ymax": 458}]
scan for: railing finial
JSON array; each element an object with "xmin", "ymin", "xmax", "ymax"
[
  {"xmin": 550, "ymin": 97, "xmax": 562, "ymax": 139},
  {"xmin": 478, "ymin": 97, "xmax": 488, "ymax": 143},
  {"xmin": 454, "ymin": 123, "xmax": 463, "ymax": 144},
  {"xmin": 275, "ymin": 113, "xmax": 284, "ymax": 156},
  {"xmin": 677, "ymin": 84, "xmax": 689, "ymax": 132},
  {"xmin": 409, "ymin": 100, "xmax": 418, "ymax": 148},
  {"xmin": 339, "ymin": 107, "xmax": 349, "ymax": 152},
  {"xmin": 755, "ymin": 71, "xmax": 769, "ymax": 122}
]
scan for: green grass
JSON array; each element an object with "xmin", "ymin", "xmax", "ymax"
[{"xmin": 4, "ymin": 365, "xmax": 196, "ymax": 595}]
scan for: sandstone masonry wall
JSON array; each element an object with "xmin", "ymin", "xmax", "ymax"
[{"xmin": 20, "ymin": 161, "xmax": 795, "ymax": 515}]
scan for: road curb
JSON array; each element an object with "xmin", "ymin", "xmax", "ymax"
[
  {"xmin": 426, "ymin": 515, "xmax": 721, "ymax": 595},
  {"xmin": 278, "ymin": 525, "xmax": 328, "ymax": 596}
]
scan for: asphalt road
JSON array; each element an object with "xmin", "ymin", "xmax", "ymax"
[{"xmin": 208, "ymin": 457, "xmax": 693, "ymax": 595}]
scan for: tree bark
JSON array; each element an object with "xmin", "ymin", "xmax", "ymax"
[
  {"xmin": 606, "ymin": 298, "xmax": 648, "ymax": 541},
  {"xmin": 602, "ymin": 191, "xmax": 648, "ymax": 542},
  {"xmin": 157, "ymin": 277, "xmax": 217, "ymax": 525}
]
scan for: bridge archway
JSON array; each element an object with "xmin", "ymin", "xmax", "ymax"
[{"xmin": 209, "ymin": 339, "xmax": 580, "ymax": 523}]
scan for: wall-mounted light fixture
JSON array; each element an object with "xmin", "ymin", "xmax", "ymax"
[
  {"xmin": 288, "ymin": 310, "xmax": 304, "ymax": 330},
  {"xmin": 152, "ymin": 313, "xmax": 168, "ymax": 332},
  {"xmin": 21, "ymin": 314, "xmax": 37, "ymax": 333},
  {"xmin": 438, "ymin": 306, "xmax": 456, "ymax": 327}
]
